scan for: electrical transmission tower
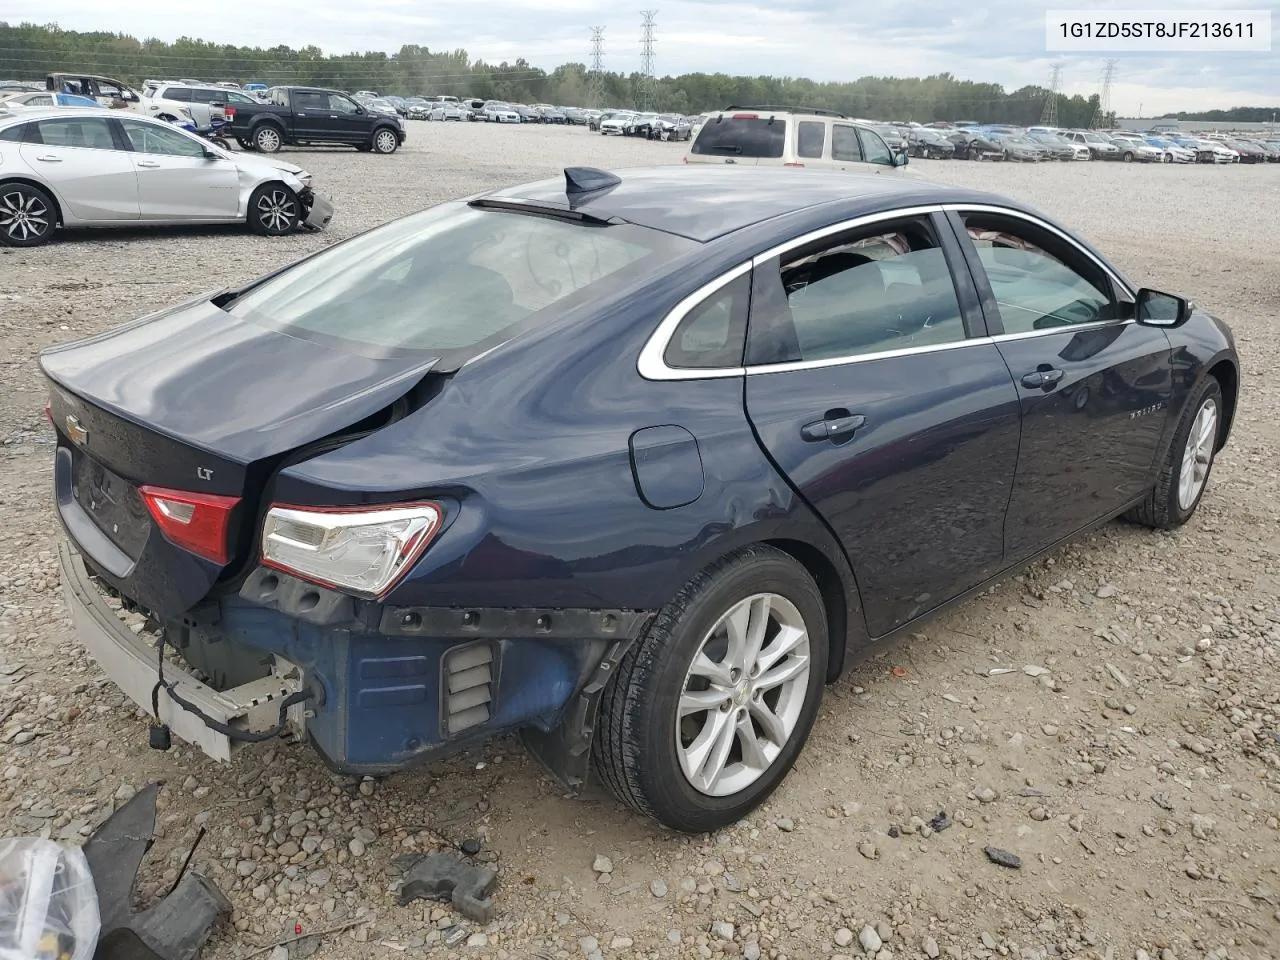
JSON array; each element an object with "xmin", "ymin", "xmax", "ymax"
[
  {"xmin": 1039, "ymin": 63, "xmax": 1061, "ymax": 126},
  {"xmin": 1091, "ymin": 59, "xmax": 1116, "ymax": 128},
  {"xmin": 588, "ymin": 26, "xmax": 605, "ymax": 108},
  {"xmin": 639, "ymin": 10, "xmax": 657, "ymax": 111}
]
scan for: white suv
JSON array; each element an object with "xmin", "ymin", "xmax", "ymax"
[
  {"xmin": 684, "ymin": 107, "xmax": 918, "ymax": 177},
  {"xmin": 143, "ymin": 83, "xmax": 260, "ymax": 127}
]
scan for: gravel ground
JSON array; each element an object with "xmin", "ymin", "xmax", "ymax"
[{"xmin": 1, "ymin": 122, "xmax": 1278, "ymax": 960}]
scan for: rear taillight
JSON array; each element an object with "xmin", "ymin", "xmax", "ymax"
[
  {"xmin": 224, "ymin": 106, "xmax": 236, "ymax": 120},
  {"xmin": 139, "ymin": 486, "xmax": 241, "ymax": 565}
]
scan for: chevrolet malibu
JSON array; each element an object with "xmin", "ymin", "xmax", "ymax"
[
  {"xmin": 0, "ymin": 108, "xmax": 332, "ymax": 246},
  {"xmin": 46, "ymin": 166, "xmax": 1239, "ymax": 833}
]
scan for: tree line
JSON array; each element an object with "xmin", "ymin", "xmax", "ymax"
[{"xmin": 3, "ymin": 22, "xmax": 1269, "ymax": 124}]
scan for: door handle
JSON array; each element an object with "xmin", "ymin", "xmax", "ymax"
[
  {"xmin": 35, "ymin": 155, "xmax": 62, "ymax": 162},
  {"xmin": 1021, "ymin": 368, "xmax": 1064, "ymax": 389},
  {"xmin": 136, "ymin": 160, "xmax": 161, "ymax": 168},
  {"xmin": 801, "ymin": 414, "xmax": 866, "ymax": 443}
]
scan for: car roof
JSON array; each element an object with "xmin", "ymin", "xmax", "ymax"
[
  {"xmin": 483, "ymin": 166, "xmax": 1001, "ymax": 243},
  {"xmin": 0, "ymin": 107, "xmax": 165, "ymax": 125}
]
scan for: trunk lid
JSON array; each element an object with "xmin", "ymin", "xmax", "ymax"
[{"xmin": 42, "ymin": 295, "xmax": 437, "ymax": 616}]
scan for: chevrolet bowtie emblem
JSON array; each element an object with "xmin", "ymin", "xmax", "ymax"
[{"xmin": 65, "ymin": 414, "xmax": 88, "ymax": 446}]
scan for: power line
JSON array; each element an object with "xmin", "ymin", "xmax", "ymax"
[
  {"xmin": 588, "ymin": 26, "xmax": 605, "ymax": 108},
  {"xmin": 1039, "ymin": 63, "xmax": 1061, "ymax": 126},
  {"xmin": 638, "ymin": 10, "xmax": 656, "ymax": 111}
]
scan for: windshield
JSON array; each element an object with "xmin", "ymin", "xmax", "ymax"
[
  {"xmin": 691, "ymin": 116, "xmax": 786, "ymax": 158},
  {"xmin": 226, "ymin": 204, "xmax": 695, "ymax": 362}
]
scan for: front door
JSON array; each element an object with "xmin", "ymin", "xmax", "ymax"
[
  {"xmin": 20, "ymin": 117, "xmax": 139, "ymax": 221},
  {"xmin": 117, "ymin": 119, "xmax": 239, "ymax": 220},
  {"xmin": 743, "ymin": 212, "xmax": 1022, "ymax": 638},
  {"xmin": 320, "ymin": 92, "xmax": 373, "ymax": 143},
  {"xmin": 949, "ymin": 209, "xmax": 1174, "ymax": 562}
]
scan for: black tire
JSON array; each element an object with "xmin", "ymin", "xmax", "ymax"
[
  {"xmin": 1126, "ymin": 378, "xmax": 1223, "ymax": 530},
  {"xmin": 1122, "ymin": 151, "xmax": 1134, "ymax": 162},
  {"xmin": 355, "ymin": 143, "xmax": 373, "ymax": 152},
  {"xmin": 593, "ymin": 545, "xmax": 828, "ymax": 833},
  {"xmin": 246, "ymin": 183, "xmax": 301, "ymax": 236},
  {"xmin": 0, "ymin": 181, "xmax": 57, "ymax": 247},
  {"xmin": 253, "ymin": 125, "xmax": 283, "ymax": 153},
  {"xmin": 237, "ymin": 138, "xmax": 257, "ymax": 151},
  {"xmin": 372, "ymin": 128, "xmax": 399, "ymax": 154}
]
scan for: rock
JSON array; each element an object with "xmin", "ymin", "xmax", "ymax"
[
  {"xmin": 983, "ymin": 846, "xmax": 1022, "ymax": 868},
  {"xmin": 775, "ymin": 817, "xmax": 795, "ymax": 832},
  {"xmin": 579, "ymin": 935, "xmax": 599, "ymax": 954},
  {"xmin": 680, "ymin": 876, "xmax": 697, "ymax": 893},
  {"xmin": 358, "ymin": 778, "xmax": 376, "ymax": 796},
  {"xmin": 667, "ymin": 930, "xmax": 682, "ymax": 944},
  {"xmin": 859, "ymin": 925, "xmax": 882, "ymax": 953},
  {"xmin": 347, "ymin": 838, "xmax": 366, "ymax": 857},
  {"xmin": 875, "ymin": 921, "xmax": 891, "ymax": 942},
  {"xmin": 704, "ymin": 858, "xmax": 725, "ymax": 876},
  {"xmin": 922, "ymin": 935, "xmax": 940, "ymax": 958},
  {"xmin": 650, "ymin": 878, "xmax": 668, "ymax": 898},
  {"xmin": 1095, "ymin": 584, "xmax": 1117, "ymax": 598},
  {"xmin": 277, "ymin": 841, "xmax": 300, "ymax": 858},
  {"xmin": 1022, "ymin": 665, "xmax": 1049, "ymax": 677},
  {"xmin": 834, "ymin": 927, "xmax": 855, "ymax": 947},
  {"xmin": 467, "ymin": 932, "xmax": 488, "ymax": 947},
  {"xmin": 711, "ymin": 921, "xmax": 735, "ymax": 941},
  {"xmin": 113, "ymin": 783, "xmax": 136, "ymax": 803},
  {"xmin": 744, "ymin": 942, "xmax": 761, "ymax": 960},
  {"xmin": 593, "ymin": 854, "xmax": 614, "ymax": 874},
  {"xmin": 928, "ymin": 811, "xmax": 951, "ymax": 832},
  {"xmin": 1029, "ymin": 806, "xmax": 1049, "ymax": 821},
  {"xmin": 857, "ymin": 841, "xmax": 878, "ymax": 860},
  {"xmin": 352, "ymin": 827, "xmax": 377, "ymax": 844},
  {"xmin": 252, "ymin": 883, "xmax": 269, "ymax": 901},
  {"xmin": 981, "ymin": 932, "xmax": 997, "ymax": 949},
  {"xmin": 182, "ymin": 776, "xmax": 199, "ymax": 792},
  {"xmin": 1041, "ymin": 724, "xmax": 1059, "ymax": 737},
  {"xmin": 975, "ymin": 787, "xmax": 998, "ymax": 804},
  {"xmin": 610, "ymin": 935, "xmax": 633, "ymax": 950},
  {"xmin": 269, "ymin": 947, "xmax": 289, "ymax": 960}
]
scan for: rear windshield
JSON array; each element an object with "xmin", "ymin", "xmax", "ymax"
[
  {"xmin": 691, "ymin": 116, "xmax": 786, "ymax": 158},
  {"xmin": 226, "ymin": 204, "xmax": 695, "ymax": 362}
]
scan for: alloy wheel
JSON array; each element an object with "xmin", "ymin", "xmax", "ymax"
[
  {"xmin": 256, "ymin": 189, "xmax": 297, "ymax": 233},
  {"xmin": 256, "ymin": 128, "xmax": 281, "ymax": 152},
  {"xmin": 375, "ymin": 130, "xmax": 398, "ymax": 153},
  {"xmin": 1177, "ymin": 398, "xmax": 1218, "ymax": 511},
  {"xmin": 675, "ymin": 593, "xmax": 811, "ymax": 797},
  {"xmin": 0, "ymin": 189, "xmax": 50, "ymax": 243}
]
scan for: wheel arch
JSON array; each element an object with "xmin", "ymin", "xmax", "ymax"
[
  {"xmin": 762, "ymin": 537, "xmax": 859, "ymax": 683},
  {"xmin": 1207, "ymin": 356, "xmax": 1238, "ymax": 451},
  {"xmin": 0, "ymin": 176, "xmax": 64, "ymax": 226}
]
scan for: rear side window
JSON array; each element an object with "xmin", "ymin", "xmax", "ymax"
[
  {"xmin": 796, "ymin": 121, "xmax": 825, "ymax": 159},
  {"xmin": 0, "ymin": 123, "xmax": 28, "ymax": 142},
  {"xmin": 292, "ymin": 91, "xmax": 327, "ymax": 111},
  {"xmin": 161, "ymin": 87, "xmax": 192, "ymax": 101},
  {"xmin": 227, "ymin": 205, "xmax": 696, "ymax": 363},
  {"xmin": 664, "ymin": 272, "xmax": 751, "ymax": 370},
  {"xmin": 831, "ymin": 124, "xmax": 861, "ymax": 162},
  {"xmin": 34, "ymin": 118, "xmax": 116, "ymax": 150},
  {"xmin": 691, "ymin": 116, "xmax": 786, "ymax": 159}
]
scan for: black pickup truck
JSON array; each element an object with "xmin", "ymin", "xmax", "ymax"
[{"xmin": 228, "ymin": 86, "xmax": 405, "ymax": 154}]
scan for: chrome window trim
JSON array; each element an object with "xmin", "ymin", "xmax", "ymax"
[
  {"xmin": 745, "ymin": 336, "xmax": 994, "ymax": 376},
  {"xmin": 636, "ymin": 202, "xmax": 1137, "ymax": 382},
  {"xmin": 636, "ymin": 260, "xmax": 752, "ymax": 381}
]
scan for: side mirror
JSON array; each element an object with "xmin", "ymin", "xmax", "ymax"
[
  {"xmin": 1135, "ymin": 288, "xmax": 1192, "ymax": 327},
  {"xmin": 203, "ymin": 149, "xmax": 221, "ymax": 160},
  {"xmin": 892, "ymin": 151, "xmax": 908, "ymax": 167}
]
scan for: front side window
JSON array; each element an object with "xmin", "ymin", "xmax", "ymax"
[
  {"xmin": 796, "ymin": 121, "xmax": 825, "ymax": 159},
  {"xmin": 119, "ymin": 119, "xmax": 206, "ymax": 157},
  {"xmin": 663, "ymin": 272, "xmax": 751, "ymax": 370},
  {"xmin": 961, "ymin": 213, "xmax": 1118, "ymax": 335},
  {"xmin": 831, "ymin": 124, "xmax": 861, "ymax": 162},
  {"xmin": 34, "ymin": 118, "xmax": 116, "ymax": 150},
  {"xmin": 226, "ymin": 205, "xmax": 695, "ymax": 361},
  {"xmin": 227, "ymin": 91, "xmax": 256, "ymax": 104},
  {"xmin": 747, "ymin": 218, "xmax": 967, "ymax": 365},
  {"xmin": 328, "ymin": 94, "xmax": 360, "ymax": 114},
  {"xmin": 857, "ymin": 127, "xmax": 894, "ymax": 164}
]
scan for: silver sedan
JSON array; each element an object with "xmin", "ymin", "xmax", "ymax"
[{"xmin": 0, "ymin": 108, "xmax": 334, "ymax": 247}]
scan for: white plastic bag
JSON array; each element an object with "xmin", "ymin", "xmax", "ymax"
[{"xmin": 0, "ymin": 838, "xmax": 99, "ymax": 960}]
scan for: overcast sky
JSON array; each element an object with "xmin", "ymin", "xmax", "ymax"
[{"xmin": 8, "ymin": 0, "xmax": 1276, "ymax": 114}]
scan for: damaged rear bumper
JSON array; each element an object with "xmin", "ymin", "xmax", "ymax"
[{"xmin": 59, "ymin": 541, "xmax": 655, "ymax": 787}]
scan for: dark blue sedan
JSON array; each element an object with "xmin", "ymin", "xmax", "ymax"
[{"xmin": 44, "ymin": 166, "xmax": 1239, "ymax": 832}]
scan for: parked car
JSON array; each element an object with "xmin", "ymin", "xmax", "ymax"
[
  {"xmin": 228, "ymin": 86, "xmax": 404, "ymax": 154},
  {"xmin": 404, "ymin": 98, "xmax": 432, "ymax": 120},
  {"xmin": 905, "ymin": 128, "xmax": 957, "ymax": 159},
  {"xmin": 0, "ymin": 80, "xmax": 43, "ymax": 92},
  {"xmin": 364, "ymin": 99, "xmax": 401, "ymax": 119},
  {"xmin": 538, "ymin": 105, "xmax": 568, "ymax": 124},
  {"xmin": 45, "ymin": 73, "xmax": 142, "ymax": 108},
  {"xmin": 599, "ymin": 111, "xmax": 637, "ymax": 135},
  {"xmin": 0, "ymin": 91, "xmax": 100, "ymax": 110},
  {"xmin": 1025, "ymin": 132, "xmax": 1082, "ymax": 160},
  {"xmin": 947, "ymin": 131, "xmax": 1002, "ymax": 160},
  {"xmin": 589, "ymin": 110, "xmax": 620, "ymax": 132},
  {"xmin": 649, "ymin": 114, "xmax": 693, "ymax": 141},
  {"xmin": 990, "ymin": 134, "xmax": 1046, "ymax": 162},
  {"xmin": 143, "ymin": 82, "xmax": 260, "ymax": 128},
  {"xmin": 514, "ymin": 105, "xmax": 539, "ymax": 123},
  {"xmin": 1108, "ymin": 135, "xmax": 1164, "ymax": 163},
  {"xmin": 686, "ymin": 108, "xmax": 917, "ymax": 177},
  {"xmin": 429, "ymin": 101, "xmax": 468, "ymax": 121},
  {"xmin": 1143, "ymin": 136, "xmax": 1196, "ymax": 163},
  {"xmin": 1188, "ymin": 138, "xmax": 1238, "ymax": 163},
  {"xmin": 1063, "ymin": 130, "xmax": 1121, "ymax": 160},
  {"xmin": 482, "ymin": 102, "xmax": 521, "ymax": 123},
  {"xmin": 564, "ymin": 108, "xmax": 588, "ymax": 125},
  {"xmin": 0, "ymin": 108, "xmax": 332, "ymax": 246},
  {"xmin": 1224, "ymin": 138, "xmax": 1267, "ymax": 163},
  {"xmin": 44, "ymin": 164, "xmax": 1238, "ymax": 833}
]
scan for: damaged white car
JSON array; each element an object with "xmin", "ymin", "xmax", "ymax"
[{"xmin": 0, "ymin": 108, "xmax": 333, "ymax": 247}]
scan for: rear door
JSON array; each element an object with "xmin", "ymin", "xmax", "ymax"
[
  {"xmin": 947, "ymin": 208, "xmax": 1174, "ymax": 562},
  {"xmin": 117, "ymin": 118, "xmax": 239, "ymax": 219},
  {"xmin": 743, "ymin": 210, "xmax": 1022, "ymax": 638},
  {"xmin": 686, "ymin": 113, "xmax": 785, "ymax": 166},
  {"xmin": 288, "ymin": 89, "xmax": 331, "ymax": 140},
  {"xmin": 19, "ymin": 117, "xmax": 139, "ymax": 221}
]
